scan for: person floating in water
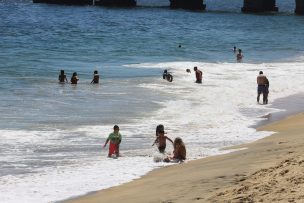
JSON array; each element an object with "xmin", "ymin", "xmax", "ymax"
[
  {"xmin": 236, "ymin": 49, "xmax": 243, "ymax": 62},
  {"xmin": 58, "ymin": 70, "xmax": 68, "ymax": 83},
  {"xmin": 233, "ymin": 46, "xmax": 237, "ymax": 53},
  {"xmin": 103, "ymin": 125, "xmax": 122, "ymax": 158},
  {"xmin": 164, "ymin": 137, "xmax": 186, "ymax": 163},
  {"xmin": 162, "ymin": 69, "xmax": 173, "ymax": 82},
  {"xmin": 70, "ymin": 72, "xmax": 79, "ymax": 84},
  {"xmin": 193, "ymin": 66, "xmax": 202, "ymax": 83},
  {"xmin": 91, "ymin": 70, "xmax": 100, "ymax": 84},
  {"xmin": 152, "ymin": 127, "xmax": 173, "ymax": 153},
  {"xmin": 257, "ymin": 71, "xmax": 269, "ymax": 104}
]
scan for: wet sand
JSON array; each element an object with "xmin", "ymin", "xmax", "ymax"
[
  {"xmin": 255, "ymin": 93, "xmax": 304, "ymax": 127},
  {"xmin": 66, "ymin": 111, "xmax": 304, "ymax": 203}
]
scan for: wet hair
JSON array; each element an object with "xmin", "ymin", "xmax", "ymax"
[
  {"xmin": 194, "ymin": 66, "xmax": 197, "ymax": 71},
  {"xmin": 259, "ymin": 71, "xmax": 263, "ymax": 75},
  {"xmin": 163, "ymin": 69, "xmax": 168, "ymax": 74},
  {"xmin": 113, "ymin": 125, "xmax": 119, "ymax": 130},
  {"xmin": 72, "ymin": 72, "xmax": 77, "ymax": 77},
  {"xmin": 60, "ymin": 70, "xmax": 64, "ymax": 75},
  {"xmin": 238, "ymin": 49, "xmax": 242, "ymax": 53},
  {"xmin": 186, "ymin": 69, "xmax": 191, "ymax": 73},
  {"xmin": 156, "ymin": 124, "xmax": 164, "ymax": 136},
  {"xmin": 174, "ymin": 137, "xmax": 185, "ymax": 148},
  {"xmin": 94, "ymin": 70, "xmax": 98, "ymax": 74}
]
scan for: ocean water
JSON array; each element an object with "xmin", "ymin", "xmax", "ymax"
[{"xmin": 1, "ymin": 0, "xmax": 304, "ymax": 202}]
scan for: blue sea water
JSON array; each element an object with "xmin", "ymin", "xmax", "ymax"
[{"xmin": 0, "ymin": 0, "xmax": 304, "ymax": 202}]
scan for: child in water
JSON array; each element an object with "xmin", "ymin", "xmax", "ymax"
[
  {"xmin": 103, "ymin": 125, "xmax": 122, "ymax": 157},
  {"xmin": 164, "ymin": 137, "xmax": 186, "ymax": 163},
  {"xmin": 152, "ymin": 129, "xmax": 173, "ymax": 153},
  {"xmin": 172, "ymin": 137, "xmax": 186, "ymax": 161}
]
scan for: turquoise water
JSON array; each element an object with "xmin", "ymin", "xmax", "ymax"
[{"xmin": 1, "ymin": 1, "xmax": 304, "ymax": 202}]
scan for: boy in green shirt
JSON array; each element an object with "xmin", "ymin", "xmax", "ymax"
[{"xmin": 103, "ymin": 125, "xmax": 122, "ymax": 157}]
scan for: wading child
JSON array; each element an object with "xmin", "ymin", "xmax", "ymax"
[
  {"xmin": 152, "ymin": 129, "xmax": 173, "ymax": 153},
  {"xmin": 103, "ymin": 125, "xmax": 122, "ymax": 157}
]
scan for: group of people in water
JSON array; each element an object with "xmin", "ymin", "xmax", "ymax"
[
  {"xmin": 58, "ymin": 70, "xmax": 100, "ymax": 84},
  {"xmin": 68, "ymin": 45, "xmax": 266, "ymax": 162},
  {"xmin": 103, "ymin": 124, "xmax": 186, "ymax": 163}
]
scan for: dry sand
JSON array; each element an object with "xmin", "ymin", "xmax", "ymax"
[{"xmin": 66, "ymin": 113, "xmax": 304, "ymax": 203}]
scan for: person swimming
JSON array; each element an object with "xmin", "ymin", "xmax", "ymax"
[{"xmin": 162, "ymin": 70, "xmax": 173, "ymax": 82}]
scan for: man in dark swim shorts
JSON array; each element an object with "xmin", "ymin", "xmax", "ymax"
[{"xmin": 257, "ymin": 71, "xmax": 269, "ymax": 104}]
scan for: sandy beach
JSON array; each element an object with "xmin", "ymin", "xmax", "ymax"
[{"xmin": 66, "ymin": 112, "xmax": 304, "ymax": 203}]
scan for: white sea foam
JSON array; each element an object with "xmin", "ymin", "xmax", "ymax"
[{"xmin": 0, "ymin": 61, "xmax": 303, "ymax": 203}]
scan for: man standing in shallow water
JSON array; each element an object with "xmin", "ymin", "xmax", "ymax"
[
  {"xmin": 193, "ymin": 66, "xmax": 203, "ymax": 84},
  {"xmin": 257, "ymin": 71, "xmax": 269, "ymax": 104}
]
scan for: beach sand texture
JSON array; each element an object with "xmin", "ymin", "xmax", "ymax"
[{"xmin": 67, "ymin": 113, "xmax": 304, "ymax": 203}]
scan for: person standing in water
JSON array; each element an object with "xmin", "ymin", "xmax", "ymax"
[
  {"xmin": 152, "ymin": 128, "xmax": 173, "ymax": 153},
  {"xmin": 193, "ymin": 66, "xmax": 203, "ymax": 83},
  {"xmin": 257, "ymin": 71, "xmax": 269, "ymax": 104},
  {"xmin": 103, "ymin": 125, "xmax": 122, "ymax": 157},
  {"xmin": 58, "ymin": 70, "xmax": 68, "ymax": 83},
  {"xmin": 70, "ymin": 72, "xmax": 79, "ymax": 84},
  {"xmin": 91, "ymin": 70, "xmax": 100, "ymax": 84},
  {"xmin": 236, "ymin": 49, "xmax": 243, "ymax": 62}
]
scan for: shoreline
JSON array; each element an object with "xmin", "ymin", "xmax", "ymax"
[
  {"xmin": 65, "ymin": 97, "xmax": 304, "ymax": 203},
  {"xmin": 253, "ymin": 93, "xmax": 304, "ymax": 128}
]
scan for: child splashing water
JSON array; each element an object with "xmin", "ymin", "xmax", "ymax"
[{"xmin": 152, "ymin": 128, "xmax": 173, "ymax": 153}]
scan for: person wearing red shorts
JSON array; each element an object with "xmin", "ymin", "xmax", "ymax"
[{"xmin": 103, "ymin": 125, "xmax": 122, "ymax": 157}]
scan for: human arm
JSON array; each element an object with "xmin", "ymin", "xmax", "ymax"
[
  {"xmin": 118, "ymin": 133, "xmax": 122, "ymax": 145},
  {"xmin": 152, "ymin": 137, "xmax": 158, "ymax": 146},
  {"xmin": 103, "ymin": 138, "xmax": 109, "ymax": 148},
  {"xmin": 166, "ymin": 136, "xmax": 173, "ymax": 144}
]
